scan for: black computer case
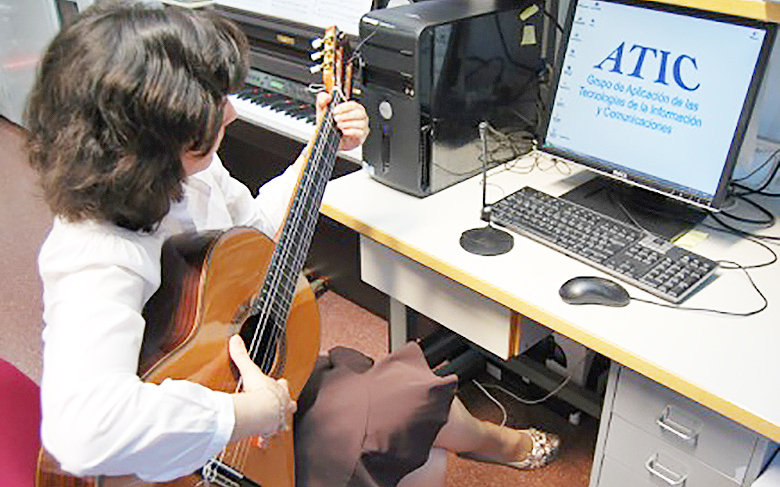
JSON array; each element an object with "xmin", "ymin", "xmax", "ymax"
[{"xmin": 359, "ymin": 0, "xmax": 551, "ymax": 196}]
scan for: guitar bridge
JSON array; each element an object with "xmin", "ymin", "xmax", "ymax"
[{"xmin": 201, "ymin": 458, "xmax": 262, "ymax": 487}]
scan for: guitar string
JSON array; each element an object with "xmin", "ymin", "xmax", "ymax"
[
  {"xmin": 224, "ymin": 111, "xmax": 339, "ymax": 471},
  {"xmin": 243, "ymin": 98, "xmax": 342, "ymax": 464},
  {"xmin": 253, "ymin": 104, "xmax": 339, "ymax": 370},
  {"xmin": 210, "ymin": 117, "xmax": 336, "ymax": 474},
  {"xmin": 252, "ymin": 91, "xmax": 344, "ymax": 371},
  {"xmin": 221, "ymin": 95, "xmax": 343, "ymax": 472},
  {"xmin": 250, "ymin": 83, "xmax": 347, "ymax": 362},
  {"xmin": 214, "ymin": 157, "xmax": 332, "ymax": 472}
]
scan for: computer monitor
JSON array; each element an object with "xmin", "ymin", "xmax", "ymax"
[{"xmin": 539, "ymin": 0, "xmax": 776, "ymax": 238}]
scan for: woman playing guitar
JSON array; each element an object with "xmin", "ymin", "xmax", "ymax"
[{"xmin": 26, "ymin": 3, "xmax": 559, "ymax": 487}]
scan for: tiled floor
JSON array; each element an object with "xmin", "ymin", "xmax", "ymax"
[{"xmin": 0, "ymin": 116, "xmax": 597, "ymax": 486}]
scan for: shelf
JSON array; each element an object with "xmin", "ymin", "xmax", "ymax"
[{"xmin": 650, "ymin": 0, "xmax": 780, "ymax": 22}]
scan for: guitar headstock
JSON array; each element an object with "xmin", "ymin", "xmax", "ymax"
[{"xmin": 310, "ymin": 26, "xmax": 353, "ymax": 101}]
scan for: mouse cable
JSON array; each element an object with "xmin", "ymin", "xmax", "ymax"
[
  {"xmin": 630, "ymin": 260, "xmax": 768, "ymax": 317},
  {"xmin": 695, "ymin": 222, "xmax": 778, "ymax": 269}
]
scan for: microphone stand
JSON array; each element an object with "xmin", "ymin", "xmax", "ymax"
[{"xmin": 459, "ymin": 121, "xmax": 514, "ymax": 256}]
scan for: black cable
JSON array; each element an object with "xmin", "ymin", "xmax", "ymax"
[
  {"xmin": 536, "ymin": 2, "xmax": 564, "ymax": 34},
  {"xmin": 607, "ymin": 187, "xmax": 774, "ymax": 311},
  {"xmin": 730, "ymin": 146, "xmax": 780, "ymax": 191},
  {"xmin": 492, "ymin": 15, "xmax": 546, "ymax": 73},
  {"xmin": 714, "ymin": 193, "xmax": 775, "ymax": 227},
  {"xmin": 615, "ymin": 194, "xmax": 780, "ymax": 266},
  {"xmin": 707, "ymin": 211, "xmax": 780, "ymax": 244},
  {"xmin": 610, "ymin": 192, "xmax": 646, "ymax": 231},
  {"xmin": 732, "ymin": 181, "xmax": 780, "ymax": 198},
  {"xmin": 729, "ymin": 150, "xmax": 780, "ymax": 198}
]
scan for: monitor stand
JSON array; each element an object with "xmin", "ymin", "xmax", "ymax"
[{"xmin": 560, "ymin": 177, "xmax": 708, "ymax": 241}]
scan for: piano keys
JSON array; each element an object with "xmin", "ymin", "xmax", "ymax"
[
  {"xmin": 216, "ymin": 5, "xmax": 363, "ymax": 162},
  {"xmin": 230, "ymin": 67, "xmax": 362, "ymax": 163},
  {"xmin": 230, "ymin": 66, "xmax": 316, "ymax": 141}
]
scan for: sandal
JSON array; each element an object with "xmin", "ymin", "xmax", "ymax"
[{"xmin": 457, "ymin": 427, "xmax": 561, "ymax": 470}]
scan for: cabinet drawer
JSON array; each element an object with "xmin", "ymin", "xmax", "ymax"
[
  {"xmin": 598, "ymin": 455, "xmax": 657, "ymax": 487},
  {"xmin": 613, "ymin": 367, "xmax": 757, "ymax": 482},
  {"xmin": 603, "ymin": 415, "xmax": 739, "ymax": 487}
]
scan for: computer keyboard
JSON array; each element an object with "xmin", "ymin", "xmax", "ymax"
[{"xmin": 490, "ymin": 186, "xmax": 718, "ymax": 303}]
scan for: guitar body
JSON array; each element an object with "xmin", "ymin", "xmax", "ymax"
[{"xmin": 36, "ymin": 227, "xmax": 321, "ymax": 487}]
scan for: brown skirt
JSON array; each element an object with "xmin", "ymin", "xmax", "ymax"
[{"xmin": 293, "ymin": 342, "xmax": 458, "ymax": 487}]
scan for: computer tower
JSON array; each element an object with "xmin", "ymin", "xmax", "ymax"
[{"xmin": 359, "ymin": 0, "xmax": 549, "ymax": 196}]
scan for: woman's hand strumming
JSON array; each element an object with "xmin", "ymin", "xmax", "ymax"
[{"xmin": 228, "ymin": 335, "xmax": 297, "ymax": 445}]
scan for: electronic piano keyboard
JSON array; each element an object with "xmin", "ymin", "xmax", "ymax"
[
  {"xmin": 217, "ymin": 3, "xmax": 363, "ymax": 162},
  {"xmin": 230, "ymin": 67, "xmax": 318, "ymax": 144}
]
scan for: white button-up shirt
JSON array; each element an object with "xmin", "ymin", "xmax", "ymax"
[{"xmin": 38, "ymin": 155, "xmax": 299, "ymax": 481}]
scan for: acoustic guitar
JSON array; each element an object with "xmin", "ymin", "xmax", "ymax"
[{"xmin": 36, "ymin": 25, "xmax": 354, "ymax": 487}]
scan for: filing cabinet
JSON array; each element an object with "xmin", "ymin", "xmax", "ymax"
[{"xmin": 590, "ymin": 365, "xmax": 776, "ymax": 487}]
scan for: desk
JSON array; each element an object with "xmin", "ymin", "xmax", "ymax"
[
  {"xmin": 321, "ymin": 154, "xmax": 779, "ymax": 485},
  {"xmin": 228, "ymin": 46, "xmax": 779, "ymax": 482}
]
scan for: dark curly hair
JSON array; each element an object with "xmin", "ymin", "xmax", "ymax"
[{"xmin": 25, "ymin": 1, "xmax": 249, "ymax": 232}]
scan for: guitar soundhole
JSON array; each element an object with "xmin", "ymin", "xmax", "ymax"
[{"xmin": 239, "ymin": 312, "xmax": 282, "ymax": 375}]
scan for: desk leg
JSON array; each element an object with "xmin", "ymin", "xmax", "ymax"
[{"xmin": 389, "ymin": 298, "xmax": 409, "ymax": 353}]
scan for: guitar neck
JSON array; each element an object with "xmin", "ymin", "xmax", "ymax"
[
  {"xmin": 248, "ymin": 100, "xmax": 342, "ymax": 368},
  {"xmin": 244, "ymin": 25, "xmax": 351, "ymax": 371}
]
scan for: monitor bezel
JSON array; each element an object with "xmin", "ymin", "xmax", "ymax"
[{"xmin": 538, "ymin": 0, "xmax": 777, "ymax": 211}]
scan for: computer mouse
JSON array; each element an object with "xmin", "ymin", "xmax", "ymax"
[{"xmin": 558, "ymin": 276, "xmax": 631, "ymax": 307}]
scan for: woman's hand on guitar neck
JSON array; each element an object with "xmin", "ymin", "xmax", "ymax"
[
  {"xmin": 316, "ymin": 92, "xmax": 369, "ymax": 152},
  {"xmin": 228, "ymin": 335, "xmax": 297, "ymax": 445},
  {"xmin": 288, "ymin": 93, "xmax": 369, "ymax": 189}
]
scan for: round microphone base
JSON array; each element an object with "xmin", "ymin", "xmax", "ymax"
[{"xmin": 459, "ymin": 225, "xmax": 514, "ymax": 256}]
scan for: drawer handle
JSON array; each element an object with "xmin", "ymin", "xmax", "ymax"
[
  {"xmin": 645, "ymin": 454, "xmax": 688, "ymax": 486},
  {"xmin": 656, "ymin": 406, "xmax": 699, "ymax": 445}
]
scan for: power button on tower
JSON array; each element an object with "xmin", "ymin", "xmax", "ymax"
[{"xmin": 379, "ymin": 100, "xmax": 393, "ymax": 120}]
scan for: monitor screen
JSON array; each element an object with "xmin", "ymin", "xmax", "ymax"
[{"xmin": 540, "ymin": 0, "xmax": 776, "ymax": 210}]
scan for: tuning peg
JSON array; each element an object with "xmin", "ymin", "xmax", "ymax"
[
  {"xmin": 310, "ymin": 51, "xmax": 323, "ymax": 61},
  {"xmin": 309, "ymin": 64, "xmax": 323, "ymax": 74},
  {"xmin": 311, "ymin": 38, "xmax": 323, "ymax": 50}
]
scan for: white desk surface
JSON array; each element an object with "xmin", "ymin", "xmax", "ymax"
[{"xmin": 321, "ymin": 153, "xmax": 780, "ymax": 443}]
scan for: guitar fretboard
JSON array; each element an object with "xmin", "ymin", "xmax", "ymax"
[{"xmin": 247, "ymin": 98, "xmax": 342, "ymax": 372}]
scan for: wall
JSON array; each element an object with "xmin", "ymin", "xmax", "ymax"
[{"xmin": 0, "ymin": 0, "xmax": 60, "ymax": 127}]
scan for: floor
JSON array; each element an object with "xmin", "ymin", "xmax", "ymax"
[{"xmin": 0, "ymin": 115, "xmax": 597, "ymax": 487}]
